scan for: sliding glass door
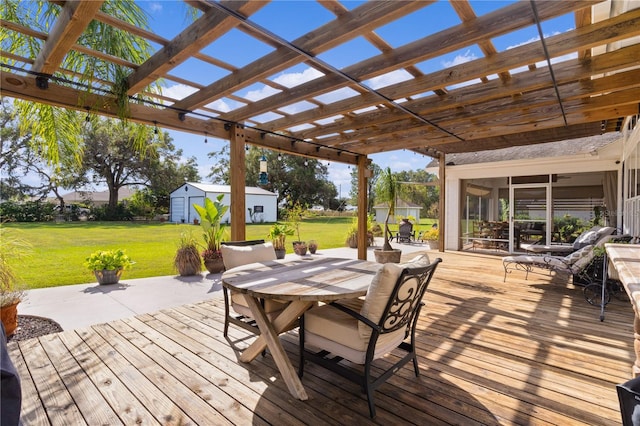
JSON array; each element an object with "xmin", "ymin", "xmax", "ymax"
[{"xmin": 510, "ymin": 183, "xmax": 551, "ymax": 252}]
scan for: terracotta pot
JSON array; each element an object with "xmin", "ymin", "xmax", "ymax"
[
  {"xmin": 292, "ymin": 242, "xmax": 308, "ymax": 256},
  {"xmin": 204, "ymin": 257, "xmax": 225, "ymax": 273},
  {"xmin": 373, "ymin": 248, "xmax": 402, "ymax": 264},
  {"xmin": 1, "ymin": 302, "xmax": 19, "ymax": 337},
  {"xmin": 94, "ymin": 268, "xmax": 123, "ymax": 285},
  {"xmin": 427, "ymin": 240, "xmax": 439, "ymax": 250}
]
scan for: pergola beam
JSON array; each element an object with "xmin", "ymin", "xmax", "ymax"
[{"xmin": 32, "ymin": 0, "xmax": 104, "ymax": 75}]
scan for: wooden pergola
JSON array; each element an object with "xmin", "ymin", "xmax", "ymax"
[{"xmin": 2, "ymin": 0, "xmax": 640, "ymax": 258}]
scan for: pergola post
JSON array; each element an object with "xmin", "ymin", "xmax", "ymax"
[
  {"xmin": 230, "ymin": 124, "xmax": 246, "ymax": 241},
  {"xmin": 357, "ymin": 155, "xmax": 369, "ymax": 260},
  {"xmin": 438, "ymin": 152, "xmax": 446, "ymax": 252}
]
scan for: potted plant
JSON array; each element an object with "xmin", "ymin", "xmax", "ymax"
[
  {"xmin": 345, "ymin": 220, "xmax": 359, "ymax": 248},
  {"xmin": 308, "ymin": 240, "xmax": 318, "ymax": 254},
  {"xmin": 84, "ymin": 249, "xmax": 134, "ymax": 285},
  {"xmin": 174, "ymin": 231, "xmax": 202, "ymax": 276},
  {"xmin": 268, "ymin": 222, "xmax": 294, "ymax": 259},
  {"xmin": 0, "ymin": 228, "xmax": 29, "ymax": 337},
  {"xmin": 193, "ymin": 194, "xmax": 229, "ymax": 273},
  {"xmin": 286, "ymin": 201, "xmax": 308, "ymax": 256},
  {"xmin": 373, "ymin": 167, "xmax": 402, "ymax": 263},
  {"xmin": 345, "ymin": 215, "xmax": 375, "ymax": 248},
  {"xmin": 421, "ymin": 227, "xmax": 439, "ymax": 249}
]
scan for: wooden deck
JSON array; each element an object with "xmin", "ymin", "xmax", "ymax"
[{"xmin": 8, "ymin": 251, "xmax": 635, "ymax": 425}]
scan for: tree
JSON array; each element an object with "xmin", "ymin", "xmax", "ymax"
[
  {"xmin": 395, "ymin": 169, "xmax": 439, "ymax": 218},
  {"xmin": 145, "ymin": 148, "xmax": 200, "ymax": 211},
  {"xmin": 349, "ymin": 162, "xmax": 381, "ymax": 212},
  {"xmin": 374, "ymin": 167, "xmax": 399, "ymax": 251},
  {"xmin": 207, "ymin": 146, "xmax": 337, "ymax": 208},
  {"xmin": 0, "ymin": 100, "xmax": 87, "ymax": 202},
  {"xmin": 2, "ymin": 0, "xmax": 157, "ymax": 164},
  {"xmin": 81, "ymin": 117, "xmax": 188, "ymax": 211}
]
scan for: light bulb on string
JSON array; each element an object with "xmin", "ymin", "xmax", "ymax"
[{"xmin": 204, "ymin": 132, "xmax": 208, "ymax": 144}]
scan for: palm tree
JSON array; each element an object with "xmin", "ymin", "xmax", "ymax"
[
  {"xmin": 375, "ymin": 167, "xmax": 399, "ymax": 251},
  {"xmin": 2, "ymin": 0, "xmax": 159, "ymax": 164}
]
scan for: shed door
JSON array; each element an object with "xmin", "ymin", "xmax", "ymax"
[{"xmin": 171, "ymin": 197, "xmax": 185, "ymax": 223}]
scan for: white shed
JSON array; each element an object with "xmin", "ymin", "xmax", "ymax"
[
  {"xmin": 373, "ymin": 199, "xmax": 423, "ymax": 224},
  {"xmin": 169, "ymin": 183, "xmax": 277, "ymax": 224}
]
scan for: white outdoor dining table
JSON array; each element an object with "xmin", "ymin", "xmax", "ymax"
[{"xmin": 221, "ymin": 256, "xmax": 382, "ymax": 400}]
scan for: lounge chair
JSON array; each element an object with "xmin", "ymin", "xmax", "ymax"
[
  {"xmin": 521, "ymin": 226, "xmax": 615, "ymax": 255},
  {"xmin": 503, "ymin": 234, "xmax": 622, "ymax": 282}
]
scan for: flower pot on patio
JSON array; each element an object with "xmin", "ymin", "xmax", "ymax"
[
  {"xmin": 293, "ymin": 241, "xmax": 308, "ymax": 256},
  {"xmin": 0, "ymin": 301, "xmax": 19, "ymax": 337},
  {"xmin": 204, "ymin": 257, "xmax": 225, "ymax": 274},
  {"xmin": 94, "ymin": 268, "xmax": 123, "ymax": 285},
  {"xmin": 373, "ymin": 248, "xmax": 402, "ymax": 264}
]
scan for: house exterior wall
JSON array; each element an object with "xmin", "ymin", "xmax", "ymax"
[
  {"xmin": 622, "ymin": 116, "xmax": 640, "ymax": 237},
  {"xmin": 442, "ymin": 147, "xmax": 622, "ymax": 251}
]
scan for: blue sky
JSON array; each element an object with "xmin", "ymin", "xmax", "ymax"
[{"xmin": 138, "ymin": 0, "xmax": 576, "ymax": 196}]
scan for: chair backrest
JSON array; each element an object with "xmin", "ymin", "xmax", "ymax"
[
  {"xmin": 572, "ymin": 226, "xmax": 615, "ymax": 250},
  {"xmin": 398, "ymin": 221, "xmax": 413, "ymax": 236},
  {"xmin": 222, "ymin": 239, "xmax": 265, "ymax": 246},
  {"xmin": 220, "ymin": 240, "xmax": 276, "ymax": 270},
  {"xmin": 359, "ymin": 254, "xmax": 440, "ymax": 338}
]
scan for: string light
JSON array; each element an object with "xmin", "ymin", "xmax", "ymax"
[
  {"xmin": 204, "ymin": 132, "xmax": 208, "ymax": 144},
  {"xmin": 277, "ymin": 152, "xmax": 282, "ymax": 161},
  {"xmin": 304, "ymin": 159, "xmax": 308, "ymax": 166}
]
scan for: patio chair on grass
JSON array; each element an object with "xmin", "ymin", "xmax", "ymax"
[
  {"xmin": 298, "ymin": 254, "xmax": 441, "ymax": 418},
  {"xmin": 220, "ymin": 240, "xmax": 287, "ymax": 338},
  {"xmin": 502, "ymin": 234, "xmax": 623, "ymax": 282},
  {"xmin": 396, "ymin": 218, "xmax": 416, "ymax": 243}
]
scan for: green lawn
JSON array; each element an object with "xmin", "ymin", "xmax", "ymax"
[{"xmin": 5, "ymin": 216, "xmax": 436, "ymax": 289}]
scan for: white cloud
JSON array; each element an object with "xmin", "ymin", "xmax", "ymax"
[
  {"xmin": 149, "ymin": 2, "xmax": 162, "ymax": 13},
  {"xmin": 363, "ymin": 69, "xmax": 413, "ymax": 90},
  {"xmin": 244, "ymin": 85, "xmax": 280, "ymax": 102},
  {"xmin": 161, "ymin": 84, "xmax": 197, "ymax": 101},
  {"xmin": 441, "ymin": 50, "xmax": 477, "ymax": 68},
  {"xmin": 272, "ymin": 67, "xmax": 323, "ymax": 88}
]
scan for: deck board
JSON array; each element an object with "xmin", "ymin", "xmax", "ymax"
[{"xmin": 8, "ymin": 251, "xmax": 635, "ymax": 425}]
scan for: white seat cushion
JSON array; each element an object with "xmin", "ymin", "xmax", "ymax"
[
  {"xmin": 221, "ymin": 242, "xmax": 286, "ymax": 316},
  {"xmin": 304, "ymin": 298, "xmax": 406, "ymax": 364},
  {"xmin": 304, "ymin": 254, "xmax": 431, "ymax": 363},
  {"xmin": 221, "ymin": 242, "xmax": 277, "ymax": 270}
]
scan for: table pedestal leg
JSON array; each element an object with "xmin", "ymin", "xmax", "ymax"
[{"xmin": 240, "ymin": 297, "xmax": 312, "ymax": 400}]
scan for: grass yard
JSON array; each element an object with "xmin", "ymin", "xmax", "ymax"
[{"xmin": 4, "ymin": 216, "xmax": 436, "ymax": 289}]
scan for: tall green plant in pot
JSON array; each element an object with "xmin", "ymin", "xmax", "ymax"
[
  {"xmin": 0, "ymin": 228, "xmax": 30, "ymax": 337},
  {"xmin": 193, "ymin": 194, "xmax": 229, "ymax": 273},
  {"xmin": 373, "ymin": 167, "xmax": 402, "ymax": 263},
  {"xmin": 268, "ymin": 222, "xmax": 294, "ymax": 259}
]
